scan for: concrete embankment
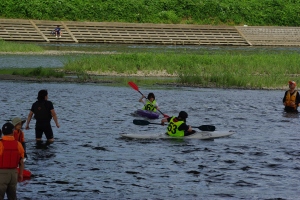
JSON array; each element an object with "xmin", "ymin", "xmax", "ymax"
[{"xmin": 1, "ymin": 19, "xmax": 300, "ymax": 46}]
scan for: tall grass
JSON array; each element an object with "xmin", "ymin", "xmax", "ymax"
[
  {"xmin": 64, "ymin": 52, "xmax": 300, "ymax": 89},
  {"xmin": 9, "ymin": 67, "xmax": 64, "ymax": 78},
  {"xmin": 0, "ymin": 40, "xmax": 44, "ymax": 52}
]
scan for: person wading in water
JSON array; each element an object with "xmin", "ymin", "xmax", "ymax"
[{"xmin": 25, "ymin": 90, "xmax": 60, "ymax": 147}]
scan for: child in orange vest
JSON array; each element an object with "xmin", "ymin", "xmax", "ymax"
[{"xmin": 12, "ymin": 117, "xmax": 27, "ymax": 159}]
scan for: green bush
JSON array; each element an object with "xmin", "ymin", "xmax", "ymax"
[{"xmin": 1, "ymin": 0, "xmax": 300, "ymax": 26}]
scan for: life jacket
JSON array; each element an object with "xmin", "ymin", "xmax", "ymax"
[
  {"xmin": 167, "ymin": 117, "xmax": 185, "ymax": 137},
  {"xmin": 33, "ymin": 101, "xmax": 52, "ymax": 121},
  {"xmin": 285, "ymin": 90, "xmax": 298, "ymax": 109},
  {"xmin": 13, "ymin": 129, "xmax": 24, "ymax": 143},
  {"xmin": 0, "ymin": 140, "xmax": 20, "ymax": 169},
  {"xmin": 143, "ymin": 100, "xmax": 157, "ymax": 112}
]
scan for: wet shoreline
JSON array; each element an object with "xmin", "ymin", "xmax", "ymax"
[{"xmin": 0, "ymin": 74, "xmax": 286, "ymax": 90}]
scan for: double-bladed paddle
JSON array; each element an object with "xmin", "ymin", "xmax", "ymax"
[
  {"xmin": 128, "ymin": 81, "xmax": 170, "ymax": 118},
  {"xmin": 133, "ymin": 119, "xmax": 216, "ymax": 131}
]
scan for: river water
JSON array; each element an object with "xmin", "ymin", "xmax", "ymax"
[{"xmin": 0, "ymin": 80, "xmax": 299, "ymax": 200}]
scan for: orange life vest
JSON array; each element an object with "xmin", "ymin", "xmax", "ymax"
[
  {"xmin": 285, "ymin": 90, "xmax": 298, "ymax": 109},
  {"xmin": 0, "ymin": 140, "xmax": 20, "ymax": 169},
  {"xmin": 13, "ymin": 129, "xmax": 25, "ymax": 143}
]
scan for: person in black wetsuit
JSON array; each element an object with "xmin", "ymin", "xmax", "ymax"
[
  {"xmin": 25, "ymin": 90, "xmax": 60, "ymax": 146},
  {"xmin": 283, "ymin": 81, "xmax": 300, "ymax": 113}
]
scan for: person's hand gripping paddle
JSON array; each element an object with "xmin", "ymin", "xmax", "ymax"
[{"xmin": 128, "ymin": 81, "xmax": 170, "ymax": 118}]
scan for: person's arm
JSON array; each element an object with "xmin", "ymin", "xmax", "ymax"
[
  {"xmin": 25, "ymin": 111, "xmax": 33, "ymax": 130},
  {"xmin": 283, "ymin": 91, "xmax": 287, "ymax": 105},
  {"xmin": 18, "ymin": 158, "xmax": 24, "ymax": 182},
  {"xmin": 296, "ymin": 91, "xmax": 300, "ymax": 106},
  {"xmin": 155, "ymin": 102, "xmax": 159, "ymax": 110},
  {"xmin": 179, "ymin": 123, "xmax": 193, "ymax": 132},
  {"xmin": 161, "ymin": 117, "xmax": 171, "ymax": 125},
  {"xmin": 51, "ymin": 109, "xmax": 60, "ymax": 128},
  {"xmin": 139, "ymin": 95, "xmax": 146, "ymax": 103},
  {"xmin": 18, "ymin": 143, "xmax": 24, "ymax": 182}
]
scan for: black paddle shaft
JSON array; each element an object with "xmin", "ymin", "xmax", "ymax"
[{"xmin": 133, "ymin": 119, "xmax": 215, "ymax": 131}]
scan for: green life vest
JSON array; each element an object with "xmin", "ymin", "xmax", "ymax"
[
  {"xmin": 167, "ymin": 117, "xmax": 185, "ymax": 137},
  {"xmin": 143, "ymin": 100, "xmax": 157, "ymax": 112}
]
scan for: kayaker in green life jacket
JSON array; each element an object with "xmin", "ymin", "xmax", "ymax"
[
  {"xmin": 283, "ymin": 80, "xmax": 300, "ymax": 113},
  {"xmin": 139, "ymin": 92, "xmax": 159, "ymax": 112},
  {"xmin": 161, "ymin": 111, "xmax": 194, "ymax": 137}
]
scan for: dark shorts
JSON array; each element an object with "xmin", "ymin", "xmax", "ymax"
[{"xmin": 35, "ymin": 121, "xmax": 53, "ymax": 140}]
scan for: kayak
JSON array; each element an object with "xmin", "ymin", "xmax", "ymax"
[
  {"xmin": 120, "ymin": 130, "xmax": 234, "ymax": 140},
  {"xmin": 135, "ymin": 109, "xmax": 160, "ymax": 119}
]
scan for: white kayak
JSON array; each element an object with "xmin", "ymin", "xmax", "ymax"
[{"xmin": 120, "ymin": 130, "xmax": 234, "ymax": 140}]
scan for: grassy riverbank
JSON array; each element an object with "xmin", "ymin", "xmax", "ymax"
[
  {"xmin": 1, "ymin": 48, "xmax": 299, "ymax": 89},
  {"xmin": 0, "ymin": 40, "xmax": 44, "ymax": 52},
  {"xmin": 0, "ymin": 67, "xmax": 63, "ymax": 78},
  {"xmin": 1, "ymin": 0, "xmax": 299, "ymax": 26},
  {"xmin": 63, "ymin": 52, "xmax": 300, "ymax": 89}
]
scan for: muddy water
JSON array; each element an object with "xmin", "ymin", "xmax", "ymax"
[{"xmin": 0, "ymin": 80, "xmax": 299, "ymax": 199}]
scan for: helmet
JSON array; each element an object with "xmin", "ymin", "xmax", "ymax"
[{"xmin": 178, "ymin": 111, "xmax": 188, "ymax": 119}]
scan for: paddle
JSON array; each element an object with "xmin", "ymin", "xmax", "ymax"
[
  {"xmin": 128, "ymin": 81, "xmax": 170, "ymax": 118},
  {"xmin": 133, "ymin": 119, "xmax": 216, "ymax": 131}
]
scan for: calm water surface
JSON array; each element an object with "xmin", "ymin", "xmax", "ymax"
[{"xmin": 0, "ymin": 80, "xmax": 299, "ymax": 200}]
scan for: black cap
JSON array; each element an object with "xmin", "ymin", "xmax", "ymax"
[
  {"xmin": 178, "ymin": 111, "xmax": 188, "ymax": 119},
  {"xmin": 2, "ymin": 123, "xmax": 14, "ymax": 135}
]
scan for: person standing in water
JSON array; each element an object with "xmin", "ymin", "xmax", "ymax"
[
  {"xmin": 0, "ymin": 122, "xmax": 25, "ymax": 200},
  {"xmin": 139, "ymin": 92, "xmax": 159, "ymax": 112},
  {"xmin": 12, "ymin": 117, "xmax": 27, "ymax": 159},
  {"xmin": 25, "ymin": 90, "xmax": 60, "ymax": 146},
  {"xmin": 283, "ymin": 80, "xmax": 300, "ymax": 113}
]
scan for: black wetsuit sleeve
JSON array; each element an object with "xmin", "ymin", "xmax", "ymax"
[
  {"xmin": 283, "ymin": 91, "xmax": 288, "ymax": 103},
  {"xmin": 178, "ymin": 123, "xmax": 189, "ymax": 131},
  {"xmin": 47, "ymin": 101, "xmax": 54, "ymax": 110},
  {"xmin": 296, "ymin": 92, "xmax": 300, "ymax": 104},
  {"xmin": 30, "ymin": 102, "xmax": 36, "ymax": 112}
]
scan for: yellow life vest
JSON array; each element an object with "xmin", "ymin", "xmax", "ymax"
[
  {"xmin": 285, "ymin": 90, "xmax": 298, "ymax": 109},
  {"xmin": 143, "ymin": 100, "xmax": 157, "ymax": 112},
  {"xmin": 167, "ymin": 117, "xmax": 185, "ymax": 137}
]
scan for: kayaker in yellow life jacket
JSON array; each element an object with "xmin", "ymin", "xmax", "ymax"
[
  {"xmin": 139, "ymin": 93, "xmax": 159, "ymax": 112},
  {"xmin": 283, "ymin": 80, "xmax": 300, "ymax": 113},
  {"xmin": 161, "ymin": 111, "xmax": 194, "ymax": 137}
]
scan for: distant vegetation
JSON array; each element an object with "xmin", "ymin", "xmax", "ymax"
[
  {"xmin": 64, "ymin": 52, "xmax": 300, "ymax": 89},
  {"xmin": 0, "ymin": 67, "xmax": 64, "ymax": 78},
  {"xmin": 0, "ymin": 0, "xmax": 299, "ymax": 26},
  {"xmin": 0, "ymin": 40, "xmax": 44, "ymax": 52}
]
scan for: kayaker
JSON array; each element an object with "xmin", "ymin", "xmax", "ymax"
[
  {"xmin": 161, "ymin": 111, "xmax": 194, "ymax": 137},
  {"xmin": 12, "ymin": 117, "xmax": 27, "ymax": 159},
  {"xmin": 283, "ymin": 80, "xmax": 300, "ymax": 113},
  {"xmin": 25, "ymin": 89, "xmax": 60, "ymax": 147},
  {"xmin": 139, "ymin": 92, "xmax": 159, "ymax": 112},
  {"xmin": 0, "ymin": 122, "xmax": 25, "ymax": 200}
]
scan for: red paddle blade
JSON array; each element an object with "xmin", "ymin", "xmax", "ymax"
[
  {"xmin": 128, "ymin": 81, "xmax": 139, "ymax": 91},
  {"xmin": 163, "ymin": 114, "xmax": 170, "ymax": 118}
]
